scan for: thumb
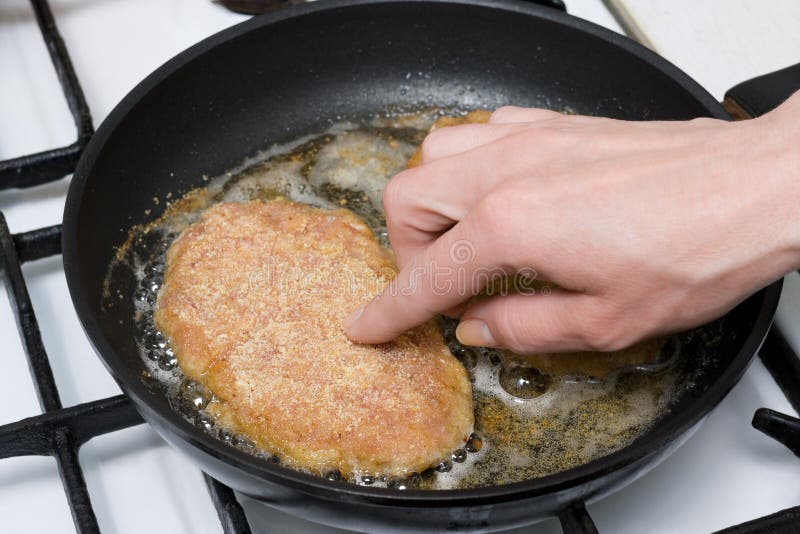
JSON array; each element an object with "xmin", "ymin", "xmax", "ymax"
[{"xmin": 456, "ymin": 290, "xmax": 596, "ymax": 354}]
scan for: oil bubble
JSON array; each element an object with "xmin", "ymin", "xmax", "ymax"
[
  {"xmin": 158, "ymin": 356, "xmax": 177, "ymax": 371},
  {"xmin": 465, "ymin": 433, "xmax": 483, "ymax": 453},
  {"xmin": 435, "ymin": 460, "xmax": 453, "ymax": 472},
  {"xmin": 135, "ymin": 288, "xmax": 155, "ymax": 305},
  {"xmin": 135, "ymin": 319, "xmax": 155, "ymax": 339},
  {"xmin": 144, "ymin": 264, "xmax": 164, "ymax": 276},
  {"xmin": 499, "ymin": 363, "xmax": 549, "ymax": 399},
  {"xmin": 144, "ymin": 331, "xmax": 167, "ymax": 350},
  {"xmin": 219, "ymin": 428, "xmax": 234, "ymax": 443},
  {"xmin": 195, "ymin": 414, "xmax": 214, "ymax": 431},
  {"xmin": 141, "ymin": 273, "xmax": 161, "ymax": 292},
  {"xmin": 388, "ymin": 474, "xmax": 419, "ymax": 490}
]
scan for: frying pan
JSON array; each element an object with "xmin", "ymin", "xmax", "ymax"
[{"xmin": 62, "ymin": 0, "xmax": 793, "ymax": 531}]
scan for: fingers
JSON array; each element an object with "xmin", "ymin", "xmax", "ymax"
[
  {"xmin": 456, "ymin": 290, "xmax": 596, "ymax": 354},
  {"xmin": 345, "ymin": 213, "xmax": 509, "ymax": 344},
  {"xmin": 383, "ymin": 132, "xmax": 544, "ymax": 268},
  {"xmin": 381, "ymin": 161, "xmax": 492, "ymax": 269},
  {"xmin": 419, "ymin": 122, "xmax": 531, "ymax": 165},
  {"xmin": 419, "ymin": 107, "xmax": 563, "ymax": 165},
  {"xmin": 489, "ymin": 106, "xmax": 561, "ymax": 124},
  {"xmin": 383, "ymin": 108, "xmax": 563, "ymax": 267}
]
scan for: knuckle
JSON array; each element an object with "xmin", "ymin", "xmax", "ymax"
[
  {"xmin": 381, "ymin": 172, "xmax": 410, "ymax": 217},
  {"xmin": 507, "ymin": 128, "xmax": 543, "ymax": 153},
  {"xmin": 489, "ymin": 106, "xmax": 522, "ymax": 123},
  {"xmin": 491, "ymin": 305, "xmax": 535, "ymax": 353},
  {"xmin": 494, "ymin": 127, "xmax": 553, "ymax": 164},
  {"xmin": 579, "ymin": 304, "xmax": 629, "ymax": 352},
  {"xmin": 419, "ymin": 128, "xmax": 451, "ymax": 163},
  {"xmin": 475, "ymin": 190, "xmax": 509, "ymax": 229},
  {"xmin": 490, "ymin": 299, "xmax": 566, "ymax": 354},
  {"xmin": 474, "ymin": 188, "xmax": 521, "ymax": 242},
  {"xmin": 490, "ymin": 106, "xmax": 560, "ymax": 124}
]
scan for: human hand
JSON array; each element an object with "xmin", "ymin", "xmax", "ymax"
[{"xmin": 345, "ymin": 93, "xmax": 800, "ymax": 353}]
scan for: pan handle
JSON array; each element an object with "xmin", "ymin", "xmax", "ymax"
[
  {"xmin": 558, "ymin": 501, "xmax": 599, "ymax": 534},
  {"xmin": 722, "ymin": 62, "xmax": 800, "ymax": 119}
]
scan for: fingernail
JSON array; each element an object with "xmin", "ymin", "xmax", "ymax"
[
  {"xmin": 456, "ymin": 319, "xmax": 497, "ymax": 347},
  {"xmin": 344, "ymin": 306, "xmax": 364, "ymax": 332}
]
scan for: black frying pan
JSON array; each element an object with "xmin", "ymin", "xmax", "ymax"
[{"xmin": 62, "ymin": 1, "xmax": 791, "ymax": 531}]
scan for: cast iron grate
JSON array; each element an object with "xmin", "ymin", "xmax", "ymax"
[
  {"xmin": 0, "ymin": 0, "xmax": 797, "ymax": 533},
  {"xmin": 0, "ymin": 1, "xmax": 251, "ymax": 533},
  {"xmin": 0, "ymin": 0, "xmax": 92, "ymax": 190}
]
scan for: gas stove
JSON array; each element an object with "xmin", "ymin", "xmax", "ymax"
[{"xmin": 1, "ymin": 1, "xmax": 798, "ymax": 533}]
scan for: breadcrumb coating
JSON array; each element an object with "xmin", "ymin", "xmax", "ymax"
[{"xmin": 155, "ymin": 198, "xmax": 473, "ymax": 477}]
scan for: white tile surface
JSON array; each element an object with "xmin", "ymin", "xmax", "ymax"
[
  {"xmin": 0, "ymin": 1, "xmax": 798, "ymax": 533},
  {"xmin": 605, "ymin": 0, "xmax": 800, "ymax": 99}
]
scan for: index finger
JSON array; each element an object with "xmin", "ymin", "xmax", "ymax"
[{"xmin": 344, "ymin": 214, "xmax": 510, "ymax": 344}]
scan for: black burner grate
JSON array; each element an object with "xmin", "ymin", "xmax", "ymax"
[
  {"xmin": 0, "ymin": 1, "xmax": 798, "ymax": 533},
  {"xmin": 0, "ymin": 1, "xmax": 251, "ymax": 533},
  {"xmin": 0, "ymin": 0, "xmax": 92, "ymax": 190},
  {"xmin": 708, "ymin": 329, "xmax": 800, "ymax": 534}
]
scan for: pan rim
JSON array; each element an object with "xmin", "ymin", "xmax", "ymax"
[{"xmin": 63, "ymin": 0, "xmax": 781, "ymax": 506}]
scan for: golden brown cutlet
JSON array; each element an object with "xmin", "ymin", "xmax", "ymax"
[{"xmin": 155, "ymin": 198, "xmax": 473, "ymax": 477}]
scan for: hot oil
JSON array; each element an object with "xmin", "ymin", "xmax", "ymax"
[{"xmin": 117, "ymin": 109, "xmax": 722, "ymax": 490}]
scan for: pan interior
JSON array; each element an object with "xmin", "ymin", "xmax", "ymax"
[
  {"xmin": 66, "ymin": 0, "xmax": 762, "ymax": 500},
  {"xmin": 113, "ymin": 109, "xmax": 729, "ymax": 489}
]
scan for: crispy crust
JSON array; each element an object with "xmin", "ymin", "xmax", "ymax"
[{"xmin": 155, "ymin": 199, "xmax": 473, "ymax": 476}]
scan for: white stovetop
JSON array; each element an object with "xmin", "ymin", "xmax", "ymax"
[{"xmin": 0, "ymin": 1, "xmax": 798, "ymax": 533}]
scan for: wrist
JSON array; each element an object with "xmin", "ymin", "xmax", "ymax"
[{"xmin": 754, "ymin": 94, "xmax": 800, "ymax": 270}]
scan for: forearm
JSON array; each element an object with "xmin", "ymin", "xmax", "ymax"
[
  {"xmin": 733, "ymin": 91, "xmax": 800, "ymax": 288},
  {"xmin": 763, "ymin": 91, "xmax": 800, "ymax": 268}
]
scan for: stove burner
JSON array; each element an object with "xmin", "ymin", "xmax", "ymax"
[{"xmin": 0, "ymin": 1, "xmax": 797, "ymax": 533}]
